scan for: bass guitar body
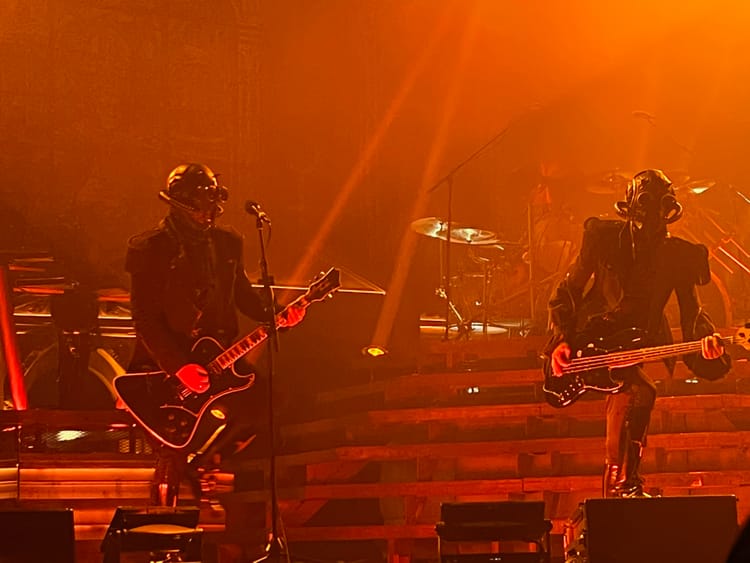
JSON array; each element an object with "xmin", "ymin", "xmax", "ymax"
[{"xmin": 542, "ymin": 328, "xmax": 652, "ymax": 408}]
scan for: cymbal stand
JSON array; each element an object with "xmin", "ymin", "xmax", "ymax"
[
  {"xmin": 434, "ymin": 287, "xmax": 471, "ymax": 339},
  {"xmin": 468, "ymin": 247, "xmax": 494, "ymax": 337},
  {"xmin": 428, "ymin": 123, "xmax": 515, "ymax": 339},
  {"xmin": 526, "ymin": 202, "xmax": 536, "ymax": 324},
  {"xmin": 444, "ymin": 175, "xmax": 454, "ymax": 339}
]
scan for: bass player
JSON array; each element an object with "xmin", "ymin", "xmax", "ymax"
[{"xmin": 545, "ymin": 169, "xmax": 730, "ymax": 497}]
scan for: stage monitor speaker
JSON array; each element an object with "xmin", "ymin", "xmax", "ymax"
[
  {"xmin": 438, "ymin": 501, "xmax": 549, "ymax": 541},
  {"xmin": 567, "ymin": 495, "xmax": 738, "ymax": 563},
  {"xmin": 0, "ymin": 507, "xmax": 75, "ymax": 563},
  {"xmin": 101, "ymin": 506, "xmax": 202, "ymax": 563},
  {"xmin": 437, "ymin": 501, "xmax": 551, "ymax": 563}
]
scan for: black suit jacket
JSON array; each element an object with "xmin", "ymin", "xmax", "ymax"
[
  {"xmin": 547, "ymin": 217, "xmax": 730, "ymax": 380},
  {"xmin": 125, "ymin": 222, "xmax": 268, "ymax": 376}
]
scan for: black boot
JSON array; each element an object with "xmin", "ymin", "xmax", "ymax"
[
  {"xmin": 151, "ymin": 446, "xmax": 185, "ymax": 506},
  {"xmin": 619, "ymin": 440, "xmax": 650, "ymax": 497},
  {"xmin": 150, "ymin": 481, "xmax": 180, "ymax": 507},
  {"xmin": 603, "ymin": 463, "xmax": 624, "ymax": 498}
]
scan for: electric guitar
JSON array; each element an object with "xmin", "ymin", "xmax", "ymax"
[
  {"xmin": 543, "ymin": 326, "xmax": 748, "ymax": 408},
  {"xmin": 114, "ymin": 267, "xmax": 341, "ymax": 452}
]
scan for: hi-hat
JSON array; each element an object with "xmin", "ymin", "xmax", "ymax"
[{"xmin": 411, "ymin": 217, "xmax": 503, "ymax": 245}]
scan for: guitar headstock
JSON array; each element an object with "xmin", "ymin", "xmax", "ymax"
[{"xmin": 305, "ymin": 268, "xmax": 341, "ymax": 302}]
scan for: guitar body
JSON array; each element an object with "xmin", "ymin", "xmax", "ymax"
[
  {"xmin": 543, "ymin": 328, "xmax": 650, "ymax": 408},
  {"xmin": 115, "ymin": 266, "xmax": 341, "ymax": 452},
  {"xmin": 114, "ymin": 336, "xmax": 255, "ymax": 451}
]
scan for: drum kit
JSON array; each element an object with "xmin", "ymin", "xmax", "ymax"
[{"xmin": 411, "ymin": 213, "xmax": 576, "ymax": 339}]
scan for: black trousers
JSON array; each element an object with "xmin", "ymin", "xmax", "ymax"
[{"xmin": 604, "ymin": 365, "xmax": 657, "ymax": 465}]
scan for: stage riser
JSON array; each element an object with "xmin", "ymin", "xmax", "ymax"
[
  {"xmin": 216, "ymin": 360, "xmax": 750, "ymax": 560},
  {"xmin": 0, "ymin": 357, "xmax": 748, "ymax": 561}
]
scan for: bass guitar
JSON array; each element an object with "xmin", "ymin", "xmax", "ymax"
[
  {"xmin": 543, "ymin": 326, "xmax": 747, "ymax": 408},
  {"xmin": 114, "ymin": 267, "xmax": 341, "ymax": 452}
]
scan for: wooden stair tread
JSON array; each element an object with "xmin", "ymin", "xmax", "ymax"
[
  {"xmin": 314, "ymin": 360, "xmax": 750, "ymax": 405},
  {"xmin": 225, "ymin": 469, "xmax": 750, "ymax": 502},
  {"xmin": 235, "ymin": 430, "xmax": 750, "ymax": 471},
  {"xmin": 281, "ymin": 393, "xmax": 750, "ymax": 438}
]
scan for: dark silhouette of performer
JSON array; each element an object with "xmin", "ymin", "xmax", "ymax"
[
  {"xmin": 546, "ymin": 169, "xmax": 730, "ymax": 497},
  {"xmin": 125, "ymin": 163, "xmax": 304, "ymax": 505}
]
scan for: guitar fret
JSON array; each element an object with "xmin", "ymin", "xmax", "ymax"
[{"xmin": 207, "ymin": 271, "xmax": 338, "ymax": 373}]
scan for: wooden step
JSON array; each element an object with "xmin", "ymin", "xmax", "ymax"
[
  {"xmin": 236, "ymin": 430, "xmax": 750, "ymax": 474},
  {"xmin": 279, "ymin": 393, "xmax": 750, "ymax": 448},
  {"xmin": 314, "ymin": 360, "xmax": 750, "ymax": 408},
  {"xmin": 225, "ymin": 469, "xmax": 750, "ymax": 503}
]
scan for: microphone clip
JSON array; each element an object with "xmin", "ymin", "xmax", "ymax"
[{"xmin": 245, "ymin": 200, "xmax": 272, "ymax": 225}]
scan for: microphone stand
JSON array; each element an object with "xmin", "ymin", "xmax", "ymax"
[
  {"xmin": 251, "ymin": 216, "xmax": 287, "ymax": 563},
  {"xmin": 428, "ymin": 123, "xmax": 514, "ymax": 339}
]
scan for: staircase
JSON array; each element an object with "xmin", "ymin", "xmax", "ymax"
[
  {"xmin": 221, "ymin": 333, "xmax": 750, "ymax": 562},
  {"xmin": 1, "ymin": 334, "xmax": 748, "ymax": 562}
]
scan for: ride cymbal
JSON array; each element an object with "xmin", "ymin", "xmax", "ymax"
[
  {"xmin": 411, "ymin": 217, "xmax": 503, "ymax": 245},
  {"xmin": 584, "ymin": 170, "xmax": 633, "ymax": 195}
]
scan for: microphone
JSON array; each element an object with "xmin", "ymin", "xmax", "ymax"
[
  {"xmin": 245, "ymin": 200, "xmax": 272, "ymax": 224},
  {"xmin": 632, "ymin": 110, "xmax": 656, "ymax": 124}
]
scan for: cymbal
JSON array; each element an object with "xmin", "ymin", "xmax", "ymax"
[
  {"xmin": 411, "ymin": 217, "xmax": 502, "ymax": 245},
  {"xmin": 584, "ymin": 170, "xmax": 633, "ymax": 195},
  {"xmin": 674, "ymin": 178, "xmax": 717, "ymax": 195}
]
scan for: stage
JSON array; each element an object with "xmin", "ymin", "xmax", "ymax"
[{"xmin": 0, "ymin": 333, "xmax": 747, "ymax": 562}]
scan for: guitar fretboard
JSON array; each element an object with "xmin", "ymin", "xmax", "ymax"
[
  {"xmin": 207, "ymin": 294, "xmax": 311, "ymax": 373},
  {"xmin": 562, "ymin": 335, "xmax": 735, "ymax": 375}
]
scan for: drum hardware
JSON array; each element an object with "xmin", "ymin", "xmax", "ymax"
[
  {"xmin": 669, "ymin": 181, "xmax": 750, "ymax": 278},
  {"xmin": 467, "ymin": 248, "xmax": 499, "ymax": 337},
  {"xmin": 514, "ymin": 197, "xmax": 579, "ymax": 335},
  {"xmin": 434, "ymin": 287, "xmax": 471, "ymax": 339},
  {"xmin": 418, "ymin": 119, "xmax": 523, "ymax": 340},
  {"xmin": 665, "ymin": 179, "xmax": 750, "ymax": 325},
  {"xmin": 412, "ymin": 210, "xmax": 572, "ymax": 338},
  {"xmin": 413, "ymin": 217, "xmax": 517, "ymax": 338}
]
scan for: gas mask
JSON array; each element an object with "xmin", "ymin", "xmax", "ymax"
[
  {"xmin": 614, "ymin": 169, "xmax": 682, "ymax": 234},
  {"xmin": 159, "ymin": 163, "xmax": 228, "ymax": 231}
]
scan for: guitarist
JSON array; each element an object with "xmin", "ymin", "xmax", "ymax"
[
  {"xmin": 125, "ymin": 163, "xmax": 305, "ymax": 506},
  {"xmin": 545, "ymin": 169, "xmax": 730, "ymax": 498}
]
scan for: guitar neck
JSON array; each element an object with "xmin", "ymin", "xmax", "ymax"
[
  {"xmin": 563, "ymin": 335, "xmax": 734, "ymax": 374},
  {"xmin": 208, "ymin": 293, "xmax": 312, "ymax": 372}
]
